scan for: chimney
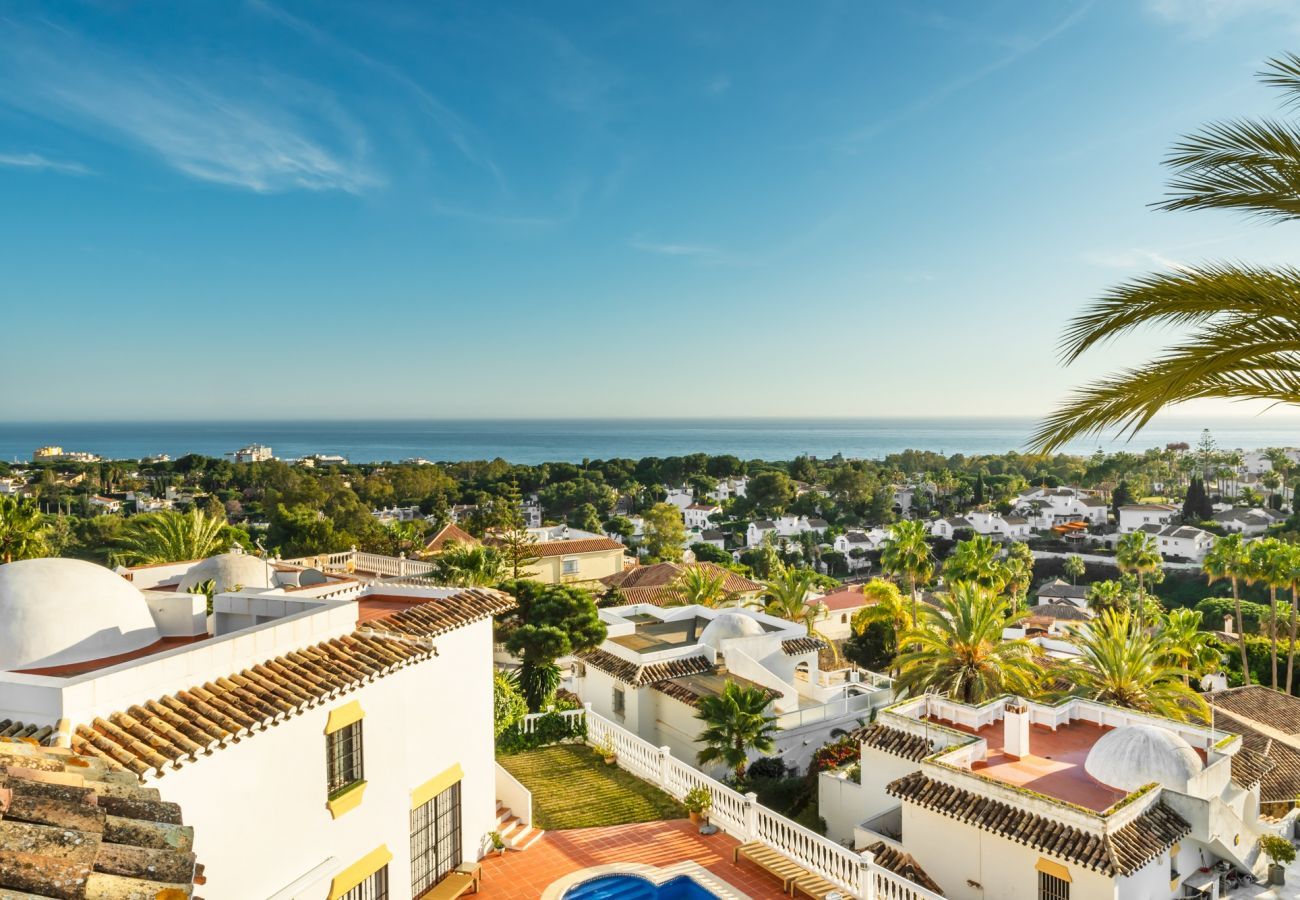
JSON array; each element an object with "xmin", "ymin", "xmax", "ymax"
[{"xmin": 1004, "ymin": 699, "xmax": 1030, "ymax": 760}]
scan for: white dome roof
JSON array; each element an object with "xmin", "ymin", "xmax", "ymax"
[
  {"xmin": 698, "ymin": 612, "xmax": 767, "ymax": 648},
  {"xmin": 176, "ymin": 552, "xmax": 273, "ymax": 593},
  {"xmin": 1084, "ymin": 724, "xmax": 1203, "ymax": 793},
  {"xmin": 0, "ymin": 558, "xmax": 161, "ymax": 670}
]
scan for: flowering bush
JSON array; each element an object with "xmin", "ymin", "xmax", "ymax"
[{"xmin": 810, "ymin": 736, "xmax": 859, "ymax": 773}]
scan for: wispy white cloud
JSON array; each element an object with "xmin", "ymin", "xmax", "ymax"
[
  {"xmin": 1144, "ymin": 0, "xmax": 1300, "ymax": 36},
  {"xmin": 0, "ymin": 20, "xmax": 379, "ymax": 193},
  {"xmin": 630, "ymin": 237, "xmax": 720, "ymax": 257},
  {"xmin": 843, "ymin": 1, "xmax": 1095, "ymax": 147},
  {"xmin": 1081, "ymin": 247, "xmax": 1194, "ymax": 271},
  {"xmin": 0, "ymin": 152, "xmax": 89, "ymax": 176},
  {"xmin": 249, "ymin": 0, "xmax": 504, "ymax": 191}
]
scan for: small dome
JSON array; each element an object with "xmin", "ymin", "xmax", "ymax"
[
  {"xmin": 0, "ymin": 558, "xmax": 161, "ymax": 670},
  {"xmin": 176, "ymin": 552, "xmax": 273, "ymax": 593},
  {"xmin": 698, "ymin": 611, "xmax": 766, "ymax": 648},
  {"xmin": 1084, "ymin": 724, "xmax": 1203, "ymax": 793}
]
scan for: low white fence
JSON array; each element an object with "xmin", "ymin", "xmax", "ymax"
[
  {"xmin": 518, "ymin": 708, "xmax": 586, "ymax": 737},
  {"xmin": 569, "ymin": 704, "xmax": 941, "ymax": 900},
  {"xmin": 280, "ymin": 548, "xmax": 436, "ymax": 579}
]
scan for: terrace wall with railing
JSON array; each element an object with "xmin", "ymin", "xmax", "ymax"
[
  {"xmin": 513, "ymin": 705, "xmax": 943, "ymax": 900},
  {"xmin": 280, "ymin": 548, "xmax": 436, "ymax": 579}
]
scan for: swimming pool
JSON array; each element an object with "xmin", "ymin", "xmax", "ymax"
[{"xmin": 562, "ymin": 872, "xmax": 721, "ymax": 899}]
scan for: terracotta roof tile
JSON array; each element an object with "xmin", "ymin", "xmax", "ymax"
[
  {"xmin": 526, "ymin": 537, "xmax": 627, "ymax": 558},
  {"xmin": 577, "ymin": 648, "xmax": 714, "ymax": 686},
  {"xmin": 855, "ymin": 724, "xmax": 933, "ymax": 762},
  {"xmin": 360, "ymin": 587, "xmax": 515, "ymax": 640},
  {"xmin": 886, "ymin": 772, "xmax": 1189, "ymax": 876},
  {"xmin": 780, "ymin": 637, "xmax": 827, "ymax": 656},
  {"xmin": 0, "ymin": 739, "xmax": 196, "ymax": 898},
  {"xmin": 1209, "ymin": 685, "xmax": 1300, "ymax": 735},
  {"xmin": 860, "ymin": 841, "xmax": 944, "ymax": 896},
  {"xmin": 422, "ymin": 523, "xmax": 480, "ymax": 553},
  {"xmin": 602, "ymin": 562, "xmax": 761, "ymax": 593}
]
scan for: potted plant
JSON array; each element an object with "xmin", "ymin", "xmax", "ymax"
[
  {"xmin": 489, "ymin": 831, "xmax": 505, "ymax": 856},
  {"xmin": 592, "ymin": 735, "xmax": 617, "ymax": 765},
  {"xmin": 684, "ymin": 786, "xmax": 713, "ymax": 826},
  {"xmin": 1260, "ymin": 834, "xmax": 1295, "ymax": 886}
]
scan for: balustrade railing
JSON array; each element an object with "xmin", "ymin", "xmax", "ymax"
[{"xmin": 570, "ymin": 705, "xmax": 943, "ymax": 900}]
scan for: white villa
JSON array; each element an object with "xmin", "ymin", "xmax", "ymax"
[
  {"xmin": 1138, "ymin": 523, "xmax": 1217, "ymax": 562},
  {"xmin": 683, "ymin": 502, "xmax": 722, "ymax": 531},
  {"xmin": 745, "ymin": 515, "xmax": 829, "ymax": 547},
  {"xmin": 820, "ymin": 692, "xmax": 1282, "ymax": 900},
  {"xmin": 0, "ymin": 550, "xmax": 510, "ymax": 899},
  {"xmin": 1117, "ymin": 503, "xmax": 1179, "ymax": 534},
  {"xmin": 928, "ymin": 510, "xmax": 1031, "ymax": 541},
  {"xmin": 834, "ymin": 528, "xmax": 888, "ymax": 571},
  {"xmin": 709, "ymin": 476, "xmax": 749, "ymax": 502},
  {"xmin": 1211, "ymin": 507, "xmax": 1286, "ymax": 536},
  {"xmin": 1014, "ymin": 486, "xmax": 1109, "ymax": 530},
  {"xmin": 574, "ymin": 605, "xmax": 893, "ymax": 774}
]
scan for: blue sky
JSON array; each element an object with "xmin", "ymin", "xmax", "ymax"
[{"xmin": 5, "ymin": 0, "xmax": 1300, "ymax": 422}]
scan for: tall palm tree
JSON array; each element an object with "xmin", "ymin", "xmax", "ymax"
[
  {"xmin": 1115, "ymin": 531, "xmax": 1162, "ymax": 629},
  {"xmin": 760, "ymin": 564, "xmax": 817, "ymax": 618},
  {"xmin": 880, "ymin": 520, "xmax": 934, "ymax": 626},
  {"xmin": 1284, "ymin": 544, "xmax": 1300, "ymax": 694},
  {"xmin": 670, "ymin": 566, "xmax": 733, "ymax": 608},
  {"xmin": 695, "ymin": 681, "xmax": 779, "ymax": 779},
  {"xmin": 1032, "ymin": 55, "xmax": 1300, "ymax": 452},
  {"xmin": 943, "ymin": 535, "xmax": 1006, "ymax": 592},
  {"xmin": 112, "ymin": 509, "xmax": 231, "ymax": 566},
  {"xmin": 1248, "ymin": 537, "xmax": 1291, "ymax": 688},
  {"xmin": 851, "ymin": 579, "xmax": 913, "ymax": 676},
  {"xmin": 1157, "ymin": 608, "xmax": 1223, "ymax": 686},
  {"xmin": 1064, "ymin": 554, "xmax": 1087, "ymax": 585},
  {"xmin": 1204, "ymin": 533, "xmax": 1253, "ymax": 686},
  {"xmin": 893, "ymin": 583, "xmax": 1044, "ymax": 704},
  {"xmin": 0, "ymin": 496, "xmax": 49, "ymax": 564},
  {"xmin": 1086, "ymin": 579, "xmax": 1128, "ymax": 617},
  {"xmin": 1064, "ymin": 611, "xmax": 1208, "ymax": 723},
  {"xmin": 431, "ymin": 543, "xmax": 506, "ymax": 587}
]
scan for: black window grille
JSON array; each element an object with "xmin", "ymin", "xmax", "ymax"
[
  {"xmin": 338, "ymin": 866, "xmax": 388, "ymax": 900},
  {"xmin": 411, "ymin": 781, "xmax": 462, "ymax": 897},
  {"xmin": 327, "ymin": 721, "xmax": 364, "ymax": 796},
  {"xmin": 1038, "ymin": 871, "xmax": 1069, "ymax": 900}
]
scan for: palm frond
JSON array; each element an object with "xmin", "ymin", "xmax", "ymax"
[
  {"xmin": 1155, "ymin": 118, "xmax": 1300, "ymax": 221},
  {"xmin": 1260, "ymin": 53, "xmax": 1300, "ymax": 110}
]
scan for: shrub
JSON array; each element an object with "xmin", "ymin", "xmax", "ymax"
[
  {"xmin": 493, "ymin": 670, "xmax": 528, "ymax": 738},
  {"xmin": 683, "ymin": 786, "xmax": 713, "ymax": 814},
  {"xmin": 810, "ymin": 736, "xmax": 860, "ymax": 774},
  {"xmin": 495, "ymin": 710, "xmax": 587, "ymax": 755},
  {"xmin": 746, "ymin": 756, "xmax": 790, "ymax": 780},
  {"xmin": 1261, "ymin": 833, "xmax": 1297, "ymax": 866}
]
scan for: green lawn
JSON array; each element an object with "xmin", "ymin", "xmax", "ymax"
[{"xmin": 498, "ymin": 744, "xmax": 686, "ymax": 831}]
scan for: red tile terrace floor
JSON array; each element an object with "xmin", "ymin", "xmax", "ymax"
[
  {"xmin": 928, "ymin": 716, "xmax": 1131, "ymax": 811},
  {"xmin": 476, "ymin": 819, "xmax": 789, "ymax": 899}
]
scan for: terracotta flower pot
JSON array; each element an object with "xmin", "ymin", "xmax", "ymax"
[{"xmin": 689, "ymin": 811, "xmax": 702, "ymax": 825}]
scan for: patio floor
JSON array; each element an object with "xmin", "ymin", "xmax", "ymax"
[{"xmin": 475, "ymin": 819, "xmax": 790, "ymax": 899}]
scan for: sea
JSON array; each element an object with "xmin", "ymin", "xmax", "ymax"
[{"xmin": 2, "ymin": 418, "xmax": 1300, "ymax": 466}]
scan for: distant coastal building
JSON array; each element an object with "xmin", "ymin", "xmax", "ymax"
[
  {"xmin": 227, "ymin": 443, "xmax": 273, "ymax": 463},
  {"xmin": 31, "ymin": 445, "xmax": 101, "ymax": 463},
  {"xmin": 300, "ymin": 452, "xmax": 347, "ymax": 467}
]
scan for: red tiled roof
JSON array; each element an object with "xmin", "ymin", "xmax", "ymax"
[
  {"xmin": 601, "ymin": 562, "xmax": 762, "ymax": 607},
  {"xmin": 780, "ymin": 637, "xmax": 827, "ymax": 656},
  {"xmin": 887, "ymin": 772, "xmax": 1190, "ymax": 876},
  {"xmin": 360, "ymin": 588, "xmax": 516, "ymax": 639},
  {"xmin": 810, "ymin": 587, "xmax": 870, "ymax": 612},
  {"xmin": 577, "ymin": 648, "xmax": 714, "ymax": 686},
  {"xmin": 0, "ymin": 739, "xmax": 198, "ymax": 897},
  {"xmin": 423, "ymin": 523, "xmax": 480, "ymax": 553},
  {"xmin": 855, "ymin": 723, "xmax": 933, "ymax": 762},
  {"xmin": 528, "ymin": 537, "xmax": 626, "ymax": 558},
  {"xmin": 860, "ymin": 841, "xmax": 944, "ymax": 896},
  {"xmin": 1209, "ymin": 685, "xmax": 1300, "ymax": 735}
]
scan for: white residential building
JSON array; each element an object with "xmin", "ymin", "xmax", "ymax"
[
  {"xmin": 746, "ymin": 519, "xmax": 777, "ymax": 547},
  {"xmin": 372, "ymin": 505, "xmax": 424, "ymax": 525},
  {"xmin": 833, "ymin": 529, "xmax": 888, "ymax": 571},
  {"xmin": 574, "ymin": 605, "xmax": 893, "ymax": 774},
  {"xmin": 88, "ymin": 494, "xmax": 121, "ymax": 514},
  {"xmin": 0, "ymin": 551, "xmax": 510, "ymax": 899},
  {"xmin": 1117, "ymin": 503, "xmax": 1179, "ymax": 534},
  {"xmin": 227, "ymin": 443, "xmax": 273, "ymax": 463},
  {"xmin": 1211, "ymin": 506, "xmax": 1285, "ymax": 536},
  {"xmin": 819, "ymin": 692, "xmax": 1279, "ymax": 900},
  {"xmin": 664, "ymin": 487, "xmax": 695, "ymax": 512},
  {"xmin": 1140, "ymin": 523, "xmax": 1217, "ymax": 562},
  {"xmin": 683, "ymin": 502, "xmax": 722, "ymax": 531},
  {"xmin": 1014, "ymin": 486, "xmax": 1109, "ymax": 530}
]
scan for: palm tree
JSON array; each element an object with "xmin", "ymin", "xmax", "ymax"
[
  {"xmin": 943, "ymin": 535, "xmax": 1006, "ymax": 592},
  {"xmin": 880, "ymin": 520, "xmax": 934, "ymax": 626},
  {"xmin": 1064, "ymin": 611, "xmax": 1208, "ymax": 723},
  {"xmin": 1248, "ymin": 537, "xmax": 1291, "ymax": 688},
  {"xmin": 1284, "ymin": 544, "xmax": 1300, "ymax": 693},
  {"xmin": 112, "ymin": 508, "xmax": 231, "ymax": 566},
  {"xmin": 1064, "ymin": 554, "xmax": 1086, "ymax": 585},
  {"xmin": 1115, "ymin": 531, "xmax": 1162, "ymax": 629},
  {"xmin": 1204, "ymin": 533, "xmax": 1253, "ymax": 685},
  {"xmin": 760, "ymin": 564, "xmax": 817, "ymax": 618},
  {"xmin": 1032, "ymin": 55, "xmax": 1300, "ymax": 452},
  {"xmin": 695, "ymin": 681, "xmax": 779, "ymax": 779},
  {"xmin": 851, "ymin": 579, "xmax": 913, "ymax": 676},
  {"xmin": 670, "ymin": 566, "xmax": 733, "ymax": 608},
  {"xmin": 893, "ymin": 583, "xmax": 1044, "ymax": 704},
  {"xmin": 0, "ymin": 496, "xmax": 49, "ymax": 564},
  {"xmin": 431, "ymin": 543, "xmax": 506, "ymax": 587},
  {"xmin": 1157, "ymin": 608, "xmax": 1223, "ymax": 686},
  {"xmin": 1086, "ymin": 579, "xmax": 1128, "ymax": 616}
]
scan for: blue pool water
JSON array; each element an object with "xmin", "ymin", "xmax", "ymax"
[{"xmin": 562, "ymin": 873, "xmax": 720, "ymax": 899}]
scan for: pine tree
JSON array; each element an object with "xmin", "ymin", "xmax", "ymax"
[
  {"xmin": 1111, "ymin": 480, "xmax": 1134, "ymax": 521},
  {"xmin": 973, "ymin": 473, "xmax": 986, "ymax": 506},
  {"xmin": 1182, "ymin": 477, "xmax": 1202, "ymax": 524}
]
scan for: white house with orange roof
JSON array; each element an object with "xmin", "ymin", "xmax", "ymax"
[
  {"xmin": 820, "ymin": 692, "xmax": 1280, "ymax": 900},
  {"xmin": 0, "ymin": 550, "xmax": 515, "ymax": 900}
]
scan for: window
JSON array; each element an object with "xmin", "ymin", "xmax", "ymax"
[
  {"xmin": 327, "ymin": 720, "xmax": 364, "ymax": 797},
  {"xmin": 1038, "ymin": 871, "xmax": 1069, "ymax": 900},
  {"xmin": 411, "ymin": 781, "xmax": 461, "ymax": 897},
  {"xmin": 338, "ymin": 867, "xmax": 388, "ymax": 900},
  {"xmin": 613, "ymin": 687, "xmax": 625, "ymax": 718},
  {"xmin": 561, "ymin": 558, "xmax": 580, "ymax": 576}
]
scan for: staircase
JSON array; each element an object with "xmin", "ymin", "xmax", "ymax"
[{"xmin": 495, "ymin": 800, "xmax": 544, "ymax": 851}]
